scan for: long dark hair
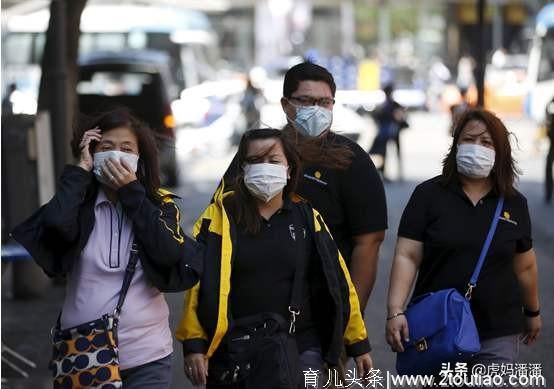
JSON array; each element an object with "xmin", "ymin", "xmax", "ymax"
[
  {"xmin": 442, "ymin": 108, "xmax": 519, "ymax": 197},
  {"xmin": 72, "ymin": 107, "xmax": 161, "ymax": 202},
  {"xmin": 227, "ymin": 128, "xmax": 301, "ymax": 235},
  {"xmin": 282, "ymin": 123, "xmax": 354, "ymax": 169}
]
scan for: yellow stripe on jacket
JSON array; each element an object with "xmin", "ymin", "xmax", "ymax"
[
  {"xmin": 176, "ymin": 183, "xmax": 232, "ymax": 358},
  {"xmin": 312, "ymin": 209, "xmax": 368, "ymax": 346}
]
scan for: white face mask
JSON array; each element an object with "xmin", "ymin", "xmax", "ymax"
[
  {"xmin": 291, "ymin": 105, "xmax": 333, "ymax": 137},
  {"xmin": 93, "ymin": 150, "xmax": 139, "ymax": 188},
  {"xmin": 456, "ymin": 143, "xmax": 495, "ymax": 179},
  {"xmin": 243, "ymin": 163, "xmax": 288, "ymax": 203}
]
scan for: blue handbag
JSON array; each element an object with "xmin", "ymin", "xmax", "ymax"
[{"xmin": 396, "ymin": 197, "xmax": 504, "ymax": 376}]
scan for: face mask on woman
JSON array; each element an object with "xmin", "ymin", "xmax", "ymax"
[
  {"xmin": 292, "ymin": 105, "xmax": 333, "ymax": 137},
  {"xmin": 93, "ymin": 150, "xmax": 139, "ymax": 188},
  {"xmin": 243, "ymin": 163, "xmax": 288, "ymax": 203},
  {"xmin": 456, "ymin": 143, "xmax": 496, "ymax": 179}
]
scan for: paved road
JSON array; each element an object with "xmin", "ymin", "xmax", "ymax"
[{"xmin": 2, "ymin": 112, "xmax": 552, "ymax": 388}]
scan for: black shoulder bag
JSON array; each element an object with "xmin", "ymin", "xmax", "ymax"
[{"xmin": 207, "ymin": 244, "xmax": 305, "ymax": 388}]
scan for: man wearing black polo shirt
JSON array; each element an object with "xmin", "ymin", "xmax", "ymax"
[{"xmin": 278, "ymin": 62, "xmax": 387, "ymax": 311}]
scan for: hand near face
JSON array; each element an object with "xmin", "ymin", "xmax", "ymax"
[
  {"xmin": 101, "ymin": 158, "xmax": 137, "ymax": 189},
  {"xmin": 77, "ymin": 127, "xmax": 102, "ymax": 171}
]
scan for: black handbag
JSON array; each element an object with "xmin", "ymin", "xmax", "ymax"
[
  {"xmin": 49, "ymin": 242, "xmax": 139, "ymax": 389},
  {"xmin": 207, "ymin": 248, "xmax": 305, "ymax": 389}
]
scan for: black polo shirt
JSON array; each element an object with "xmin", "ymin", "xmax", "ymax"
[
  {"xmin": 398, "ymin": 175, "xmax": 533, "ymax": 340},
  {"xmin": 229, "ymin": 198, "xmax": 320, "ymax": 352},
  {"xmin": 297, "ymin": 132, "xmax": 388, "ymax": 263}
]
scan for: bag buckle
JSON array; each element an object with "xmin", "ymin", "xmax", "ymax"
[
  {"xmin": 465, "ymin": 283, "xmax": 475, "ymax": 301},
  {"xmin": 415, "ymin": 338, "xmax": 428, "ymax": 352},
  {"xmin": 232, "ymin": 365, "xmax": 240, "ymax": 382},
  {"xmin": 288, "ymin": 306, "xmax": 300, "ymax": 334},
  {"xmin": 130, "ymin": 243, "xmax": 139, "ymax": 254}
]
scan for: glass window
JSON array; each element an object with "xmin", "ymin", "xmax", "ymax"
[{"xmin": 4, "ymin": 33, "xmax": 33, "ymax": 64}]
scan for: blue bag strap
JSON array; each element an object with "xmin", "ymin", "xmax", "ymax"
[{"xmin": 465, "ymin": 196, "xmax": 504, "ymax": 300}]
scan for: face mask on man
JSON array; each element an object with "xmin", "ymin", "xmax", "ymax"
[
  {"xmin": 289, "ymin": 104, "xmax": 333, "ymax": 137},
  {"xmin": 243, "ymin": 163, "xmax": 288, "ymax": 203},
  {"xmin": 93, "ymin": 150, "xmax": 139, "ymax": 188},
  {"xmin": 456, "ymin": 143, "xmax": 496, "ymax": 179}
]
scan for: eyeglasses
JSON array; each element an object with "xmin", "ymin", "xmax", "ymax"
[{"xmin": 288, "ymin": 96, "xmax": 335, "ymax": 108}]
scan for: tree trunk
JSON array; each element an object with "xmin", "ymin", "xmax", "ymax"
[{"xmin": 37, "ymin": 0, "xmax": 87, "ymax": 178}]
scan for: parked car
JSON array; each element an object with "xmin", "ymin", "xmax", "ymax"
[{"xmin": 77, "ymin": 50, "xmax": 178, "ymax": 186}]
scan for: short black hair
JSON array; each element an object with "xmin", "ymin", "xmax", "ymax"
[
  {"xmin": 283, "ymin": 61, "xmax": 336, "ymax": 98},
  {"xmin": 383, "ymin": 83, "xmax": 394, "ymax": 96}
]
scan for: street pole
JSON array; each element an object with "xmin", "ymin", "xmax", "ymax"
[
  {"xmin": 37, "ymin": 0, "xmax": 68, "ymax": 179},
  {"xmin": 476, "ymin": 0, "xmax": 486, "ymax": 107}
]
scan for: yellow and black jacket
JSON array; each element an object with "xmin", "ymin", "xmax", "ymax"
[
  {"xmin": 11, "ymin": 164, "xmax": 202, "ymax": 292},
  {"xmin": 175, "ymin": 184, "xmax": 371, "ymax": 365}
]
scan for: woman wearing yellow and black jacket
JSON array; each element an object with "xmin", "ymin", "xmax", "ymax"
[{"xmin": 176, "ymin": 129, "xmax": 372, "ymax": 389}]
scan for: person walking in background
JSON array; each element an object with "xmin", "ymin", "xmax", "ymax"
[
  {"xmin": 449, "ymin": 86, "xmax": 472, "ymax": 135},
  {"xmin": 386, "ymin": 108, "xmax": 541, "ymax": 372},
  {"xmin": 177, "ymin": 129, "xmax": 372, "ymax": 388},
  {"xmin": 545, "ymin": 97, "xmax": 554, "ymax": 204},
  {"xmin": 2, "ymin": 83, "xmax": 17, "ymax": 115},
  {"xmin": 241, "ymin": 76, "xmax": 265, "ymax": 129},
  {"xmin": 369, "ymin": 83, "xmax": 408, "ymax": 181},
  {"xmin": 231, "ymin": 76, "xmax": 266, "ymax": 146},
  {"xmin": 12, "ymin": 108, "xmax": 202, "ymax": 388}
]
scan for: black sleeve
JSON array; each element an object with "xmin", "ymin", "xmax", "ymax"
[
  {"xmin": 119, "ymin": 181, "xmax": 196, "ymax": 268},
  {"xmin": 515, "ymin": 196, "xmax": 533, "ymax": 253},
  {"xmin": 119, "ymin": 181, "xmax": 202, "ymax": 291},
  {"xmin": 41, "ymin": 164, "xmax": 93, "ymax": 243},
  {"xmin": 397, "ymin": 183, "xmax": 431, "ymax": 242},
  {"xmin": 11, "ymin": 165, "xmax": 93, "ymax": 276},
  {"xmin": 341, "ymin": 145, "xmax": 388, "ymax": 235}
]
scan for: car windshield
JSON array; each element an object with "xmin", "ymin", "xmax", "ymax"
[{"xmin": 77, "ymin": 71, "xmax": 153, "ymax": 96}]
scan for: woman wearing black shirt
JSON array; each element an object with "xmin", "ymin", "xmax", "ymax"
[
  {"xmin": 386, "ymin": 109, "xmax": 541, "ymax": 368},
  {"xmin": 176, "ymin": 129, "xmax": 372, "ymax": 388}
]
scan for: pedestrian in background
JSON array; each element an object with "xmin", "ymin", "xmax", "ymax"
[
  {"xmin": 386, "ymin": 108, "xmax": 541, "ymax": 371},
  {"xmin": 177, "ymin": 129, "xmax": 372, "ymax": 388},
  {"xmin": 369, "ymin": 83, "xmax": 408, "ymax": 181},
  {"xmin": 12, "ymin": 108, "xmax": 202, "ymax": 388},
  {"xmin": 1, "ymin": 83, "xmax": 17, "ymax": 115},
  {"xmin": 241, "ymin": 76, "xmax": 265, "ymax": 129},
  {"xmin": 449, "ymin": 86, "xmax": 473, "ymax": 135}
]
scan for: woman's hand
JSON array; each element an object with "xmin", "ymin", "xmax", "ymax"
[
  {"xmin": 386, "ymin": 314, "xmax": 410, "ymax": 353},
  {"xmin": 354, "ymin": 353, "xmax": 373, "ymax": 381},
  {"xmin": 102, "ymin": 158, "xmax": 137, "ymax": 190},
  {"xmin": 77, "ymin": 127, "xmax": 101, "ymax": 171},
  {"xmin": 522, "ymin": 316, "xmax": 541, "ymax": 345},
  {"xmin": 184, "ymin": 353, "xmax": 209, "ymax": 386}
]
